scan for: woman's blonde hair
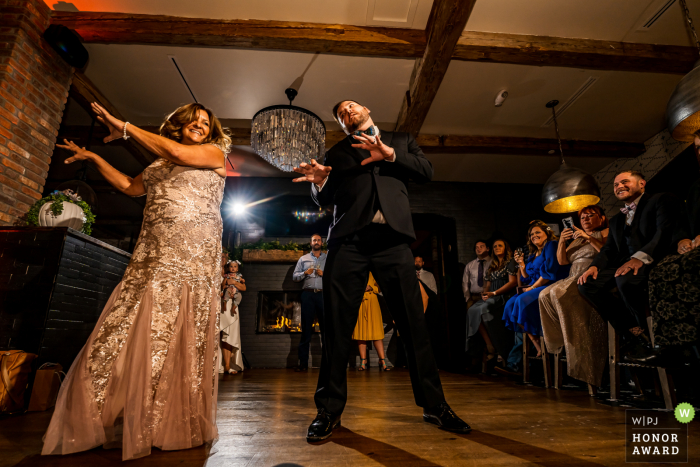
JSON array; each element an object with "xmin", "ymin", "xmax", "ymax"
[
  {"xmin": 526, "ymin": 220, "xmax": 558, "ymax": 256},
  {"xmin": 159, "ymin": 103, "xmax": 232, "ymax": 152},
  {"xmin": 486, "ymin": 238, "xmax": 513, "ymax": 277}
]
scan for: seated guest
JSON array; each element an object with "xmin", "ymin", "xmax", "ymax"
[
  {"xmin": 462, "ymin": 240, "xmax": 492, "ymax": 309},
  {"xmin": 466, "ymin": 239, "xmax": 518, "ymax": 363},
  {"xmin": 503, "ymin": 221, "xmax": 565, "ymax": 356},
  {"xmin": 645, "ymin": 138, "xmax": 700, "ymax": 365},
  {"xmin": 415, "ymin": 256, "xmax": 438, "ymax": 294},
  {"xmin": 539, "ymin": 206, "xmax": 609, "ymax": 387},
  {"xmin": 578, "ymin": 170, "xmax": 685, "ymax": 362}
]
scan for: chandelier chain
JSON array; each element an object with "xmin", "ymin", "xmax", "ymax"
[
  {"xmin": 550, "ymin": 106, "xmax": 565, "ymax": 164},
  {"xmin": 680, "ymin": 0, "xmax": 700, "ymax": 56}
]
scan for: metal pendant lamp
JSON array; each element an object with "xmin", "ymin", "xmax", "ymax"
[
  {"xmin": 667, "ymin": 0, "xmax": 700, "ymax": 142},
  {"xmin": 541, "ymin": 100, "xmax": 601, "ymax": 213},
  {"xmin": 251, "ymin": 88, "xmax": 326, "ymax": 172}
]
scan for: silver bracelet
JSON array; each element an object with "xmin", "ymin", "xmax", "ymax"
[{"xmin": 123, "ymin": 121, "xmax": 130, "ymax": 140}]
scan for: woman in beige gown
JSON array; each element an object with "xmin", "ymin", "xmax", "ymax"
[
  {"xmin": 539, "ymin": 205, "xmax": 609, "ymax": 387},
  {"xmin": 42, "ymin": 102, "xmax": 231, "ymax": 460}
]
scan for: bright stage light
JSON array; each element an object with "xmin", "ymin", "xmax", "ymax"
[{"xmin": 232, "ymin": 203, "xmax": 246, "ymax": 215}]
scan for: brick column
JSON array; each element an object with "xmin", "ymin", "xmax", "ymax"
[{"xmin": 0, "ymin": 0, "xmax": 73, "ymax": 225}]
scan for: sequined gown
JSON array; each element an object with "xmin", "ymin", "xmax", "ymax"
[
  {"xmin": 42, "ymin": 155, "xmax": 225, "ymax": 460},
  {"xmin": 539, "ymin": 233, "xmax": 608, "ymax": 387}
]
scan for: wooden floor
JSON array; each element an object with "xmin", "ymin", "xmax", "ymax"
[{"xmin": 1, "ymin": 369, "xmax": 697, "ymax": 467}]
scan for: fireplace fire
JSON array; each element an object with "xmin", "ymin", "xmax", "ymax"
[{"xmin": 256, "ymin": 291, "xmax": 320, "ymax": 333}]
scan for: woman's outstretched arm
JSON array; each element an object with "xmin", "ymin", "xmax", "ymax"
[
  {"xmin": 92, "ymin": 102, "xmax": 225, "ymax": 170},
  {"xmin": 57, "ymin": 140, "xmax": 145, "ymax": 196}
]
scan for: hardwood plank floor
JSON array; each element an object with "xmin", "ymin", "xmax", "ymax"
[{"xmin": 1, "ymin": 369, "xmax": 696, "ymax": 466}]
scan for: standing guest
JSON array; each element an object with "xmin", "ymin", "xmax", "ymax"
[
  {"xmin": 415, "ymin": 256, "xmax": 438, "ymax": 294},
  {"xmin": 503, "ymin": 221, "xmax": 564, "ymax": 356},
  {"xmin": 43, "ymin": 102, "xmax": 231, "ymax": 460},
  {"xmin": 578, "ymin": 171, "xmax": 685, "ymax": 362},
  {"xmin": 462, "ymin": 241, "xmax": 492, "ymax": 309},
  {"xmin": 221, "ymin": 251, "xmax": 228, "ymax": 277},
  {"xmin": 292, "ymin": 234, "xmax": 326, "ymax": 371},
  {"xmin": 293, "ymin": 100, "xmax": 470, "ymax": 441},
  {"xmin": 221, "ymin": 261, "xmax": 245, "ymax": 375},
  {"xmin": 539, "ymin": 206, "xmax": 609, "ymax": 387},
  {"xmin": 466, "ymin": 239, "xmax": 517, "ymax": 363},
  {"xmin": 353, "ymin": 273, "xmax": 391, "ymax": 371},
  {"xmin": 644, "ymin": 136, "xmax": 700, "ymax": 365}
]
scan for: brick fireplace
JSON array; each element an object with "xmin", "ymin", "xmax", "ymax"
[{"xmin": 0, "ymin": 0, "xmax": 74, "ymax": 225}]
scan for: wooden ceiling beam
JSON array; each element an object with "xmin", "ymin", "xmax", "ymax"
[
  {"xmin": 415, "ymin": 134, "xmax": 644, "ymax": 158},
  {"xmin": 454, "ymin": 31, "xmax": 696, "ymax": 74},
  {"xmin": 53, "ymin": 125, "xmax": 646, "ymax": 158},
  {"xmin": 69, "ymin": 71, "xmax": 157, "ymax": 167},
  {"xmin": 52, "ymin": 12, "xmax": 424, "ymax": 58},
  {"xmin": 51, "ymin": 12, "xmax": 696, "ymax": 74},
  {"xmin": 394, "ymin": 0, "xmax": 477, "ymax": 135}
]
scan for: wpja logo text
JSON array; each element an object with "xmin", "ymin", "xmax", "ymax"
[{"xmin": 626, "ymin": 410, "xmax": 688, "ymax": 463}]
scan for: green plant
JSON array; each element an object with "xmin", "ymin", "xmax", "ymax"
[
  {"xmin": 227, "ymin": 239, "xmax": 327, "ymax": 262},
  {"xmin": 26, "ymin": 190, "xmax": 96, "ymax": 235}
]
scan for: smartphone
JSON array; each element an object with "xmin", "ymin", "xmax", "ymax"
[
  {"xmin": 516, "ymin": 286, "xmax": 529, "ymax": 295},
  {"xmin": 562, "ymin": 216, "xmax": 574, "ymax": 231}
]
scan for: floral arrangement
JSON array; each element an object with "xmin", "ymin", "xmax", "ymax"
[
  {"xmin": 26, "ymin": 189, "xmax": 96, "ymax": 235},
  {"xmin": 228, "ymin": 239, "xmax": 327, "ymax": 262}
]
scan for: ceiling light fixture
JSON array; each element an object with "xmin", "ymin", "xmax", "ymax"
[
  {"xmin": 541, "ymin": 100, "xmax": 601, "ymax": 213},
  {"xmin": 667, "ymin": 0, "xmax": 700, "ymax": 142},
  {"xmin": 251, "ymin": 88, "xmax": 326, "ymax": 172}
]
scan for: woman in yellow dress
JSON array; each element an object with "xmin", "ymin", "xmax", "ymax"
[{"xmin": 352, "ymin": 272, "xmax": 390, "ymax": 371}]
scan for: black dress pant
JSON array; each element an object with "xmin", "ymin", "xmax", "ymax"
[
  {"xmin": 315, "ymin": 225, "xmax": 445, "ymax": 415},
  {"xmin": 299, "ymin": 290, "xmax": 323, "ymax": 368},
  {"xmin": 577, "ymin": 263, "xmax": 651, "ymax": 335}
]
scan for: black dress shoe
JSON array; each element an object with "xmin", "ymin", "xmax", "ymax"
[
  {"xmin": 423, "ymin": 402, "xmax": 471, "ymax": 434},
  {"xmin": 621, "ymin": 335, "xmax": 655, "ymax": 363},
  {"xmin": 294, "ymin": 366, "xmax": 308, "ymax": 372},
  {"xmin": 307, "ymin": 409, "xmax": 341, "ymax": 442},
  {"xmin": 627, "ymin": 345, "xmax": 688, "ymax": 368}
]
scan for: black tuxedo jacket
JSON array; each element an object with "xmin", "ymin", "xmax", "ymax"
[
  {"xmin": 590, "ymin": 192, "xmax": 685, "ymax": 270},
  {"xmin": 311, "ymin": 131, "xmax": 432, "ymax": 242}
]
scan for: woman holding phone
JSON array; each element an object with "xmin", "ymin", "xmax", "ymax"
[
  {"xmin": 503, "ymin": 221, "xmax": 566, "ymax": 356},
  {"xmin": 539, "ymin": 206, "xmax": 609, "ymax": 387}
]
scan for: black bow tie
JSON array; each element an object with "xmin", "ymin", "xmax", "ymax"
[{"xmin": 353, "ymin": 126, "xmax": 377, "ymax": 137}]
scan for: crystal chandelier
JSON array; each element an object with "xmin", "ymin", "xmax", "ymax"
[{"xmin": 251, "ymin": 88, "xmax": 326, "ymax": 172}]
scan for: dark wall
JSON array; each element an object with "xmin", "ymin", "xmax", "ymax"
[
  {"xmin": 646, "ymin": 144, "xmax": 700, "ymax": 202},
  {"xmin": 0, "ymin": 227, "xmax": 130, "ymax": 369}
]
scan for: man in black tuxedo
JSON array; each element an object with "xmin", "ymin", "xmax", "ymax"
[
  {"xmin": 293, "ymin": 100, "xmax": 470, "ymax": 441},
  {"xmin": 577, "ymin": 170, "xmax": 684, "ymax": 361}
]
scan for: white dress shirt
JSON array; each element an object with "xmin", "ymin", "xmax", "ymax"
[
  {"xmin": 624, "ymin": 193, "xmax": 653, "ymax": 265},
  {"xmin": 316, "ymin": 126, "xmax": 396, "ymax": 224},
  {"xmin": 417, "ymin": 268, "xmax": 437, "ymax": 294},
  {"xmin": 462, "ymin": 256, "xmax": 493, "ymax": 299}
]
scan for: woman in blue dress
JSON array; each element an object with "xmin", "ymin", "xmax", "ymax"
[{"xmin": 503, "ymin": 221, "xmax": 567, "ymax": 356}]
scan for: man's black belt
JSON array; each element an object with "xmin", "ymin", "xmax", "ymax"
[{"xmin": 304, "ymin": 288, "xmax": 323, "ymax": 293}]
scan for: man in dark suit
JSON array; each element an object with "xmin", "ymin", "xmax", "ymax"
[
  {"xmin": 293, "ymin": 100, "xmax": 470, "ymax": 441},
  {"xmin": 577, "ymin": 170, "xmax": 684, "ymax": 361}
]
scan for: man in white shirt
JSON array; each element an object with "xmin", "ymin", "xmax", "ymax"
[
  {"xmin": 414, "ymin": 256, "xmax": 437, "ymax": 294},
  {"xmin": 462, "ymin": 240, "xmax": 493, "ymax": 309}
]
